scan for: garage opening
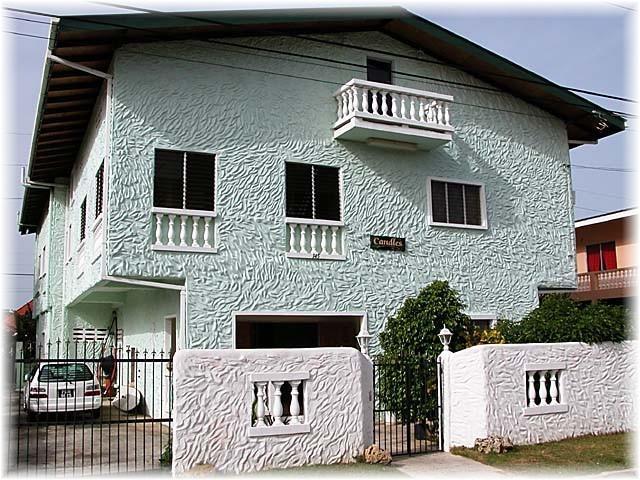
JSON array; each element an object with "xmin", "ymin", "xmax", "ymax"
[{"xmin": 234, "ymin": 314, "xmax": 364, "ymax": 349}]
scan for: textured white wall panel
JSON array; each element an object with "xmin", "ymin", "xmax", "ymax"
[
  {"xmin": 172, "ymin": 347, "xmax": 373, "ymax": 474},
  {"xmin": 446, "ymin": 341, "xmax": 637, "ymax": 447}
]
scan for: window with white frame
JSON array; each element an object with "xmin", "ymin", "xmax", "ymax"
[
  {"xmin": 65, "ymin": 223, "xmax": 72, "ymax": 262},
  {"xmin": 79, "ymin": 197, "xmax": 87, "ymax": 242},
  {"xmin": 428, "ymin": 178, "xmax": 486, "ymax": 228},
  {"xmin": 95, "ymin": 161, "xmax": 104, "ymax": 219},
  {"xmin": 285, "ymin": 163, "xmax": 341, "ymax": 221},
  {"xmin": 153, "ymin": 149, "xmax": 215, "ymax": 211},
  {"xmin": 39, "ymin": 246, "xmax": 47, "ymax": 278}
]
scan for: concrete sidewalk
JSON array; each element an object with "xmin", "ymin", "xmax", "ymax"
[{"xmin": 392, "ymin": 452, "xmax": 505, "ymax": 479}]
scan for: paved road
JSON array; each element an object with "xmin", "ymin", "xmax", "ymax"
[{"xmin": 393, "ymin": 452, "xmax": 506, "ymax": 478}]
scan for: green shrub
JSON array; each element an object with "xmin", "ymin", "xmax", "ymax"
[
  {"xmin": 377, "ymin": 281, "xmax": 475, "ymax": 423},
  {"xmin": 496, "ymin": 294, "xmax": 630, "ymax": 344},
  {"xmin": 159, "ymin": 443, "xmax": 172, "ymax": 467}
]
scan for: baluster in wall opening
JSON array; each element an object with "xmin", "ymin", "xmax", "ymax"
[
  {"xmin": 391, "ymin": 93, "xmax": 398, "ymax": 118},
  {"xmin": 371, "ymin": 89, "xmax": 379, "ymax": 115},
  {"xmin": 155, "ymin": 213, "xmax": 163, "ymax": 246},
  {"xmin": 444, "ymin": 102, "xmax": 451, "ymax": 126},
  {"xmin": 320, "ymin": 226, "xmax": 328, "ymax": 256},
  {"xmin": 330, "ymin": 226, "xmax": 339, "ymax": 256},
  {"xmin": 381, "ymin": 90, "xmax": 389, "ymax": 116},
  {"xmin": 289, "ymin": 381, "xmax": 302, "ymax": 425},
  {"xmin": 179, "ymin": 215, "xmax": 188, "ymax": 246},
  {"xmin": 527, "ymin": 371, "xmax": 536, "ymax": 406},
  {"xmin": 549, "ymin": 370, "xmax": 558, "ymax": 405},
  {"xmin": 418, "ymin": 99, "xmax": 425, "ymax": 123},
  {"xmin": 427, "ymin": 101, "xmax": 435, "ymax": 123},
  {"xmin": 400, "ymin": 95, "xmax": 407, "ymax": 119},
  {"xmin": 336, "ymin": 94, "xmax": 343, "ymax": 121},
  {"xmin": 203, "ymin": 217, "xmax": 212, "ymax": 248},
  {"xmin": 352, "ymin": 86, "xmax": 360, "ymax": 113},
  {"xmin": 539, "ymin": 370, "xmax": 549, "ymax": 405},
  {"xmin": 289, "ymin": 224, "xmax": 298, "ymax": 254},
  {"xmin": 271, "ymin": 381, "xmax": 284, "ymax": 425},
  {"xmin": 299, "ymin": 225, "xmax": 308, "ymax": 254},
  {"xmin": 362, "ymin": 87, "xmax": 369, "ymax": 114},
  {"xmin": 191, "ymin": 217, "xmax": 200, "ymax": 247},
  {"xmin": 437, "ymin": 101, "xmax": 444, "ymax": 125},
  {"xmin": 255, "ymin": 382, "xmax": 267, "ymax": 427},
  {"xmin": 409, "ymin": 96, "xmax": 416, "ymax": 120},
  {"xmin": 167, "ymin": 215, "xmax": 176, "ymax": 246},
  {"xmin": 310, "ymin": 225, "xmax": 318, "ymax": 256}
]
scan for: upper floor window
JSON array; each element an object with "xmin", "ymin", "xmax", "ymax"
[
  {"xmin": 153, "ymin": 149, "xmax": 215, "ymax": 211},
  {"xmin": 95, "ymin": 161, "xmax": 104, "ymax": 219},
  {"xmin": 428, "ymin": 178, "xmax": 486, "ymax": 229},
  {"xmin": 79, "ymin": 197, "xmax": 87, "ymax": 242},
  {"xmin": 367, "ymin": 58, "xmax": 392, "ymax": 84},
  {"xmin": 285, "ymin": 163, "xmax": 341, "ymax": 221},
  {"xmin": 586, "ymin": 241, "xmax": 617, "ymax": 272}
]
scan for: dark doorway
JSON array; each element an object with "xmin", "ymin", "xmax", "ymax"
[
  {"xmin": 367, "ymin": 58, "xmax": 393, "ymax": 115},
  {"xmin": 252, "ymin": 322, "xmax": 318, "ymax": 348}
]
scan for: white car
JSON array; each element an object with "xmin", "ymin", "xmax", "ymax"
[{"xmin": 23, "ymin": 362, "xmax": 102, "ymax": 420}]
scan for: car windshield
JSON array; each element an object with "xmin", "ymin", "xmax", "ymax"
[{"xmin": 38, "ymin": 363, "xmax": 94, "ymax": 382}]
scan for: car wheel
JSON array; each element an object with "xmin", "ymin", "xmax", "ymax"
[{"xmin": 91, "ymin": 408, "xmax": 100, "ymax": 419}]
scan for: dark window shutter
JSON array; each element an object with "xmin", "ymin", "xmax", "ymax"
[
  {"xmin": 446, "ymin": 183, "xmax": 465, "ymax": 225},
  {"xmin": 154, "ymin": 150, "xmax": 183, "ymax": 209},
  {"xmin": 185, "ymin": 152, "xmax": 215, "ymax": 211},
  {"xmin": 95, "ymin": 161, "xmax": 104, "ymax": 218},
  {"xmin": 286, "ymin": 163, "xmax": 313, "ymax": 218},
  {"xmin": 464, "ymin": 184, "xmax": 482, "ymax": 226},
  {"xmin": 80, "ymin": 198, "xmax": 87, "ymax": 241},
  {"xmin": 313, "ymin": 165, "xmax": 341, "ymax": 221},
  {"xmin": 431, "ymin": 181, "xmax": 447, "ymax": 223},
  {"xmin": 367, "ymin": 58, "xmax": 392, "ymax": 84}
]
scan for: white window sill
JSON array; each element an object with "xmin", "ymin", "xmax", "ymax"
[
  {"xmin": 428, "ymin": 221, "xmax": 488, "ymax": 231},
  {"xmin": 152, "ymin": 245, "xmax": 218, "ymax": 254},
  {"xmin": 524, "ymin": 404, "xmax": 568, "ymax": 416},
  {"xmin": 92, "ymin": 215, "xmax": 103, "ymax": 232},
  {"xmin": 248, "ymin": 424, "xmax": 310, "ymax": 437},
  {"xmin": 286, "ymin": 252, "xmax": 346, "ymax": 261}
]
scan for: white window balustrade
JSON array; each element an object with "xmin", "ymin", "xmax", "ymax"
[
  {"xmin": 285, "ymin": 218, "xmax": 345, "ymax": 260},
  {"xmin": 151, "ymin": 207, "xmax": 216, "ymax": 253},
  {"xmin": 249, "ymin": 372, "xmax": 310, "ymax": 437},
  {"xmin": 524, "ymin": 362, "xmax": 568, "ymax": 415}
]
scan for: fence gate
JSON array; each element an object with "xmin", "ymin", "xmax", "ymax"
[
  {"xmin": 7, "ymin": 341, "xmax": 173, "ymax": 475},
  {"xmin": 372, "ymin": 357, "xmax": 442, "ymax": 456}
]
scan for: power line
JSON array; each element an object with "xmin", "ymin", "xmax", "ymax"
[
  {"xmin": 6, "ymin": 5, "xmax": 636, "ymax": 110},
  {"xmin": 574, "ymin": 188, "xmax": 632, "ymax": 200},
  {"xmin": 604, "ymin": 1, "xmax": 636, "ymax": 12},
  {"xmin": 3, "ymin": 15, "xmax": 52, "ymax": 25},
  {"xmin": 572, "ymin": 164, "xmax": 634, "ymax": 172},
  {"xmin": 3, "ymin": 30, "xmax": 52, "ymax": 40},
  {"xmin": 2, "ymin": 273, "xmax": 34, "ymax": 276}
]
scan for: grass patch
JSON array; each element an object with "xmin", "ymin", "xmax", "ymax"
[{"xmin": 451, "ymin": 432, "xmax": 633, "ymax": 473}]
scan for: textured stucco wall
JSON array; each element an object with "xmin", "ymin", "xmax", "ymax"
[
  {"xmin": 172, "ymin": 347, "xmax": 373, "ymax": 474},
  {"xmin": 445, "ymin": 341, "xmax": 637, "ymax": 447},
  {"xmin": 106, "ymin": 31, "xmax": 575, "ymax": 350}
]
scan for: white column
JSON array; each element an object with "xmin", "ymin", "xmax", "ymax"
[
  {"xmin": 444, "ymin": 103, "xmax": 451, "ymax": 126},
  {"xmin": 336, "ymin": 94, "xmax": 343, "ymax": 120},
  {"xmin": 362, "ymin": 87, "xmax": 369, "ymax": 113},
  {"xmin": 437, "ymin": 101, "xmax": 444, "ymax": 125},
  {"xmin": 400, "ymin": 95, "xmax": 406, "ymax": 119},
  {"xmin": 539, "ymin": 370, "xmax": 548, "ymax": 405},
  {"xmin": 352, "ymin": 86, "xmax": 360, "ymax": 112},
  {"xmin": 391, "ymin": 93, "xmax": 398, "ymax": 118},
  {"xmin": 418, "ymin": 99, "xmax": 425, "ymax": 123},
  {"xmin": 381, "ymin": 90, "xmax": 389, "ymax": 116},
  {"xmin": 549, "ymin": 370, "xmax": 558, "ymax": 405},
  {"xmin": 527, "ymin": 371, "xmax": 537, "ymax": 406},
  {"xmin": 289, "ymin": 224, "xmax": 298, "ymax": 254},
  {"xmin": 341, "ymin": 92, "xmax": 349, "ymax": 118},
  {"xmin": 154, "ymin": 213, "xmax": 163, "ymax": 246},
  {"xmin": 191, "ymin": 217, "xmax": 200, "ymax": 247},
  {"xmin": 310, "ymin": 225, "xmax": 318, "ymax": 256},
  {"xmin": 409, "ymin": 96, "xmax": 416, "ymax": 120},
  {"xmin": 255, "ymin": 382, "xmax": 267, "ymax": 427},
  {"xmin": 271, "ymin": 381, "xmax": 284, "ymax": 425},
  {"xmin": 289, "ymin": 380, "xmax": 302, "ymax": 425},
  {"xmin": 330, "ymin": 226, "xmax": 339, "ymax": 256},
  {"xmin": 167, "ymin": 215, "xmax": 176, "ymax": 246},
  {"xmin": 320, "ymin": 226, "xmax": 328, "ymax": 256},
  {"xmin": 299, "ymin": 225, "xmax": 307, "ymax": 254},
  {"xmin": 179, "ymin": 215, "xmax": 188, "ymax": 246},
  {"xmin": 371, "ymin": 89, "xmax": 379, "ymax": 115}
]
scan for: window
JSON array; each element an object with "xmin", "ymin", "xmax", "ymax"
[
  {"xmin": 586, "ymin": 241, "xmax": 617, "ymax": 272},
  {"xmin": 79, "ymin": 198, "xmax": 87, "ymax": 242},
  {"xmin": 95, "ymin": 161, "xmax": 104, "ymax": 219},
  {"xmin": 285, "ymin": 163, "xmax": 341, "ymax": 221},
  {"xmin": 428, "ymin": 178, "xmax": 486, "ymax": 228},
  {"xmin": 165, "ymin": 317, "xmax": 177, "ymax": 361},
  {"xmin": 367, "ymin": 58, "xmax": 392, "ymax": 84},
  {"xmin": 39, "ymin": 246, "xmax": 46, "ymax": 278},
  {"xmin": 153, "ymin": 149, "xmax": 215, "ymax": 211},
  {"xmin": 65, "ymin": 223, "xmax": 72, "ymax": 262}
]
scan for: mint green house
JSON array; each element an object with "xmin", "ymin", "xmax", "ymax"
[{"xmin": 19, "ymin": 8, "xmax": 624, "ymax": 357}]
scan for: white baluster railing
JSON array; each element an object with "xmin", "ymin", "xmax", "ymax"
[
  {"xmin": 524, "ymin": 362, "xmax": 568, "ymax": 416},
  {"xmin": 576, "ymin": 266, "xmax": 637, "ymax": 294},
  {"xmin": 249, "ymin": 372, "xmax": 311, "ymax": 437},
  {"xmin": 151, "ymin": 207, "xmax": 217, "ymax": 253},
  {"xmin": 334, "ymin": 79, "xmax": 454, "ymax": 133},
  {"xmin": 285, "ymin": 218, "xmax": 345, "ymax": 260}
]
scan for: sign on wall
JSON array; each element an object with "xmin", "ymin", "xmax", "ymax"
[{"xmin": 370, "ymin": 235, "xmax": 406, "ymax": 252}]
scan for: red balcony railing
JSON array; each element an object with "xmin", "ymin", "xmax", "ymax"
[{"xmin": 574, "ymin": 266, "xmax": 637, "ymax": 299}]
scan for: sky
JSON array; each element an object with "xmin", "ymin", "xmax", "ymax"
[{"xmin": 1, "ymin": 0, "xmax": 636, "ymax": 310}]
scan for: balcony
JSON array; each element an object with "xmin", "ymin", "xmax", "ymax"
[
  {"xmin": 333, "ymin": 79, "xmax": 454, "ymax": 150},
  {"xmin": 151, "ymin": 207, "xmax": 217, "ymax": 253},
  {"xmin": 571, "ymin": 266, "xmax": 637, "ymax": 302},
  {"xmin": 285, "ymin": 218, "xmax": 345, "ymax": 260}
]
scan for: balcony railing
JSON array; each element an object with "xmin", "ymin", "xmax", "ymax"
[
  {"xmin": 333, "ymin": 79, "xmax": 454, "ymax": 150},
  {"xmin": 151, "ymin": 207, "xmax": 217, "ymax": 253},
  {"xmin": 576, "ymin": 267, "xmax": 637, "ymax": 293},
  {"xmin": 285, "ymin": 218, "xmax": 345, "ymax": 260}
]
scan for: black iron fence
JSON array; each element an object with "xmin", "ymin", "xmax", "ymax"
[
  {"xmin": 372, "ymin": 357, "xmax": 442, "ymax": 456},
  {"xmin": 7, "ymin": 340, "xmax": 173, "ymax": 475}
]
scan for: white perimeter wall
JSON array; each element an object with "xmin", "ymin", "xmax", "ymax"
[
  {"xmin": 443, "ymin": 341, "xmax": 637, "ymax": 448},
  {"xmin": 172, "ymin": 347, "xmax": 373, "ymax": 474}
]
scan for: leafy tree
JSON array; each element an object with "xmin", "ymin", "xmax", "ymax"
[
  {"xmin": 496, "ymin": 294, "xmax": 630, "ymax": 344},
  {"xmin": 376, "ymin": 281, "xmax": 474, "ymax": 425}
]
